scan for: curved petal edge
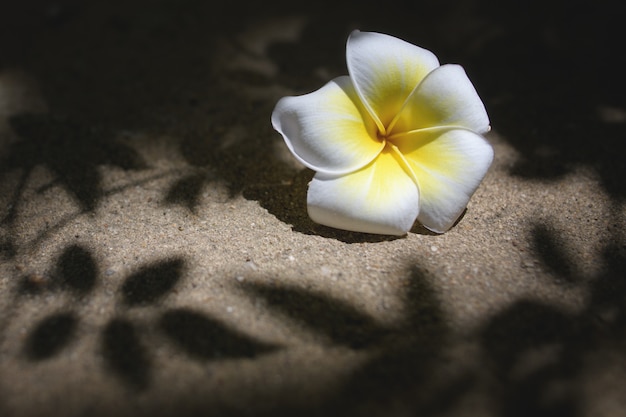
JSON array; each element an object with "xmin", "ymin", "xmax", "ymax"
[
  {"xmin": 271, "ymin": 76, "xmax": 383, "ymax": 175},
  {"xmin": 393, "ymin": 64, "xmax": 490, "ymax": 134},
  {"xmin": 401, "ymin": 129, "xmax": 493, "ymax": 233}
]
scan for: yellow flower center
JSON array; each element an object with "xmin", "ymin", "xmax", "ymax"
[{"xmin": 370, "ymin": 125, "xmax": 419, "ymax": 190}]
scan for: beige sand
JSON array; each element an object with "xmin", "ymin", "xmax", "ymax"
[{"xmin": 1, "ymin": 1, "xmax": 625, "ymax": 416}]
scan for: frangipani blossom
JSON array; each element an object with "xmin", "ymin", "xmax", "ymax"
[{"xmin": 272, "ymin": 30, "xmax": 493, "ymax": 236}]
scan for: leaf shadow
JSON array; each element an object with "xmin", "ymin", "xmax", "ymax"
[
  {"xmin": 24, "ymin": 311, "xmax": 78, "ymax": 361},
  {"xmin": 159, "ymin": 308, "xmax": 279, "ymax": 360},
  {"xmin": 531, "ymin": 223, "xmax": 579, "ymax": 284},
  {"xmin": 18, "ymin": 245, "xmax": 99, "ymax": 362},
  {"xmin": 56, "ymin": 244, "xmax": 98, "ymax": 295},
  {"xmin": 18, "ymin": 244, "xmax": 98, "ymax": 296},
  {"xmin": 163, "ymin": 172, "xmax": 213, "ymax": 213},
  {"xmin": 312, "ymin": 266, "xmax": 463, "ymax": 416},
  {"xmin": 120, "ymin": 258, "xmax": 185, "ymax": 307},
  {"xmin": 240, "ymin": 281, "xmax": 392, "ymax": 349},
  {"xmin": 101, "ymin": 317, "xmax": 151, "ymax": 391}
]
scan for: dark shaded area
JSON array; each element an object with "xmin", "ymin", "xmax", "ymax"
[
  {"xmin": 164, "ymin": 172, "xmax": 212, "ymax": 212},
  {"xmin": 159, "ymin": 308, "xmax": 278, "ymax": 360},
  {"xmin": 467, "ymin": 0, "xmax": 626, "ymax": 199},
  {"xmin": 11, "ymin": 249, "xmax": 204, "ymax": 393},
  {"xmin": 2, "ymin": 114, "xmax": 146, "ymax": 212},
  {"xmin": 531, "ymin": 224, "xmax": 578, "ymax": 283},
  {"xmin": 483, "ymin": 301, "xmax": 575, "ymax": 374},
  {"xmin": 478, "ymin": 220, "xmax": 626, "ymax": 417},
  {"xmin": 56, "ymin": 244, "xmax": 98, "ymax": 294},
  {"xmin": 0, "ymin": 114, "xmax": 147, "ymax": 260},
  {"xmin": 24, "ymin": 311, "xmax": 78, "ymax": 360},
  {"xmin": 0, "ymin": 239, "xmax": 16, "ymax": 260},
  {"xmin": 17, "ymin": 244, "xmax": 97, "ymax": 295},
  {"xmin": 0, "ymin": 0, "xmax": 623, "ymax": 235},
  {"xmin": 242, "ymin": 282, "xmax": 392, "ymax": 349},
  {"xmin": 177, "ymin": 123, "xmax": 297, "ymax": 201},
  {"xmin": 588, "ymin": 241, "xmax": 626, "ymax": 339},
  {"xmin": 121, "ymin": 258, "xmax": 184, "ymax": 306},
  {"xmin": 310, "ymin": 267, "xmax": 460, "ymax": 416},
  {"xmin": 101, "ymin": 317, "xmax": 151, "ymax": 390},
  {"xmin": 1, "ymin": 0, "xmax": 625, "ymax": 416},
  {"xmin": 244, "ymin": 169, "xmax": 405, "ymax": 243},
  {"xmin": 482, "ymin": 301, "xmax": 581, "ymax": 417}
]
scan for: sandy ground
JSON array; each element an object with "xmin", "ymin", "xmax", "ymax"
[{"xmin": 1, "ymin": 1, "xmax": 626, "ymax": 416}]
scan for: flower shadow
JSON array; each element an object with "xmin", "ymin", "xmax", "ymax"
[{"xmin": 243, "ymin": 169, "xmax": 407, "ymax": 243}]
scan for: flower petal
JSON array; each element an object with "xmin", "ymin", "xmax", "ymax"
[
  {"xmin": 390, "ymin": 64, "xmax": 490, "ymax": 135},
  {"xmin": 395, "ymin": 129, "xmax": 493, "ymax": 233},
  {"xmin": 271, "ymin": 75, "xmax": 384, "ymax": 175},
  {"xmin": 346, "ymin": 30, "xmax": 440, "ymax": 133},
  {"xmin": 307, "ymin": 147, "xmax": 419, "ymax": 235}
]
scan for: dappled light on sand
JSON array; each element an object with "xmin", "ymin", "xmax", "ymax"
[{"xmin": 1, "ymin": 1, "xmax": 625, "ymax": 416}]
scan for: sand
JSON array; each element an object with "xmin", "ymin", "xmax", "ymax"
[{"xmin": 1, "ymin": 1, "xmax": 625, "ymax": 416}]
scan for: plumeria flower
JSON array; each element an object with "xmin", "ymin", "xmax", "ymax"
[{"xmin": 271, "ymin": 30, "xmax": 493, "ymax": 236}]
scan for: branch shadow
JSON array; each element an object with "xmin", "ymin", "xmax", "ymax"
[
  {"xmin": 3, "ymin": 113, "xmax": 147, "ymax": 212},
  {"xmin": 233, "ymin": 266, "xmax": 466, "ymax": 417},
  {"xmin": 0, "ymin": 113, "xmax": 148, "ymax": 259}
]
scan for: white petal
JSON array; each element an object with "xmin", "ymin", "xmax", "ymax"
[
  {"xmin": 307, "ymin": 147, "xmax": 419, "ymax": 235},
  {"xmin": 391, "ymin": 64, "xmax": 490, "ymax": 135},
  {"xmin": 395, "ymin": 129, "xmax": 493, "ymax": 233},
  {"xmin": 346, "ymin": 30, "xmax": 440, "ymax": 133},
  {"xmin": 271, "ymin": 76, "xmax": 384, "ymax": 175}
]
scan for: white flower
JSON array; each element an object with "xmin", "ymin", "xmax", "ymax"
[{"xmin": 271, "ymin": 30, "xmax": 493, "ymax": 235}]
